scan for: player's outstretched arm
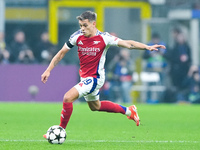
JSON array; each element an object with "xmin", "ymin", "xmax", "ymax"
[
  {"xmin": 118, "ymin": 40, "xmax": 166, "ymax": 51},
  {"xmin": 41, "ymin": 44, "xmax": 69, "ymax": 83}
]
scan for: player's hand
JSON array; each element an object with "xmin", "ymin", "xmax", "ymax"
[
  {"xmin": 41, "ymin": 70, "xmax": 50, "ymax": 84},
  {"xmin": 146, "ymin": 44, "xmax": 166, "ymax": 51}
]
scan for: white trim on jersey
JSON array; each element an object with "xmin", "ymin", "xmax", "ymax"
[
  {"xmin": 69, "ymin": 29, "xmax": 83, "ymax": 46},
  {"xmin": 96, "ymin": 30, "xmax": 102, "ymax": 36},
  {"xmin": 101, "ymin": 32, "xmax": 120, "ymax": 46},
  {"xmin": 94, "ymin": 32, "xmax": 120, "ymax": 78}
]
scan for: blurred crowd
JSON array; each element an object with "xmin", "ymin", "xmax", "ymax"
[
  {"xmin": 0, "ymin": 28, "xmax": 200, "ymax": 104},
  {"xmin": 0, "ymin": 30, "xmax": 57, "ymax": 64},
  {"xmin": 101, "ymin": 28, "xmax": 200, "ymax": 104}
]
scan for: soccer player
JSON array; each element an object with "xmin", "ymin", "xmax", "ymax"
[{"xmin": 41, "ymin": 11, "xmax": 166, "ymax": 137}]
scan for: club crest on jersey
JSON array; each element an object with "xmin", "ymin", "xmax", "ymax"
[
  {"xmin": 93, "ymin": 41, "xmax": 101, "ymax": 45},
  {"xmin": 78, "ymin": 40, "xmax": 83, "ymax": 45}
]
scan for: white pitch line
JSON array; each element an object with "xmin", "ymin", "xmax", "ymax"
[{"xmin": 0, "ymin": 139, "xmax": 199, "ymax": 143}]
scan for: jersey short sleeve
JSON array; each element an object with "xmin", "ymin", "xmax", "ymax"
[
  {"xmin": 101, "ymin": 32, "xmax": 121, "ymax": 47},
  {"xmin": 65, "ymin": 30, "xmax": 82, "ymax": 49}
]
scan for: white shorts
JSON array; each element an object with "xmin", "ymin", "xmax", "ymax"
[{"xmin": 74, "ymin": 77, "xmax": 105, "ymax": 101}]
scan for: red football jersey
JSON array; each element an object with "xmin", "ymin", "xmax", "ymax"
[{"xmin": 65, "ymin": 29, "xmax": 120, "ymax": 78}]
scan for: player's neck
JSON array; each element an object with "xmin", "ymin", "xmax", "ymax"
[{"xmin": 87, "ymin": 28, "xmax": 98, "ymax": 38}]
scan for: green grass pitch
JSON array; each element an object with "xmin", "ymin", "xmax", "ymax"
[{"xmin": 0, "ymin": 102, "xmax": 200, "ymax": 150}]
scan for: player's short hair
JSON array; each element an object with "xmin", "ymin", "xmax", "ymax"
[{"xmin": 76, "ymin": 11, "xmax": 97, "ymax": 22}]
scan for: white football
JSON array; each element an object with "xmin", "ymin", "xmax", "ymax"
[{"xmin": 46, "ymin": 125, "xmax": 66, "ymax": 144}]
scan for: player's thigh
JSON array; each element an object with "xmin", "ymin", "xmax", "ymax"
[
  {"xmin": 63, "ymin": 87, "xmax": 79, "ymax": 103},
  {"xmin": 74, "ymin": 77, "xmax": 101, "ymax": 98},
  {"xmin": 87, "ymin": 100, "xmax": 101, "ymax": 111},
  {"xmin": 83, "ymin": 77, "xmax": 104, "ymax": 102}
]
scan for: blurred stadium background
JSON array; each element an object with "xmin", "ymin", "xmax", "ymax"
[{"xmin": 0, "ymin": 0, "xmax": 200, "ymax": 104}]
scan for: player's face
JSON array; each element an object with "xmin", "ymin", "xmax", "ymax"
[{"xmin": 79, "ymin": 19, "xmax": 96, "ymax": 37}]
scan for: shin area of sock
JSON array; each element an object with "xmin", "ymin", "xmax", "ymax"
[{"xmin": 59, "ymin": 102, "xmax": 73, "ymax": 129}]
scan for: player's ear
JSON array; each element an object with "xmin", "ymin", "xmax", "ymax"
[{"xmin": 93, "ymin": 21, "xmax": 96, "ymax": 26}]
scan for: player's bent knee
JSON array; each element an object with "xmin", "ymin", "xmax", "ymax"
[
  {"xmin": 87, "ymin": 100, "xmax": 101, "ymax": 111},
  {"xmin": 90, "ymin": 107, "xmax": 98, "ymax": 111},
  {"xmin": 63, "ymin": 94, "xmax": 74, "ymax": 103},
  {"xmin": 63, "ymin": 88, "xmax": 79, "ymax": 103},
  {"xmin": 89, "ymin": 105, "xmax": 100, "ymax": 111},
  {"xmin": 90, "ymin": 107, "xmax": 97, "ymax": 111}
]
